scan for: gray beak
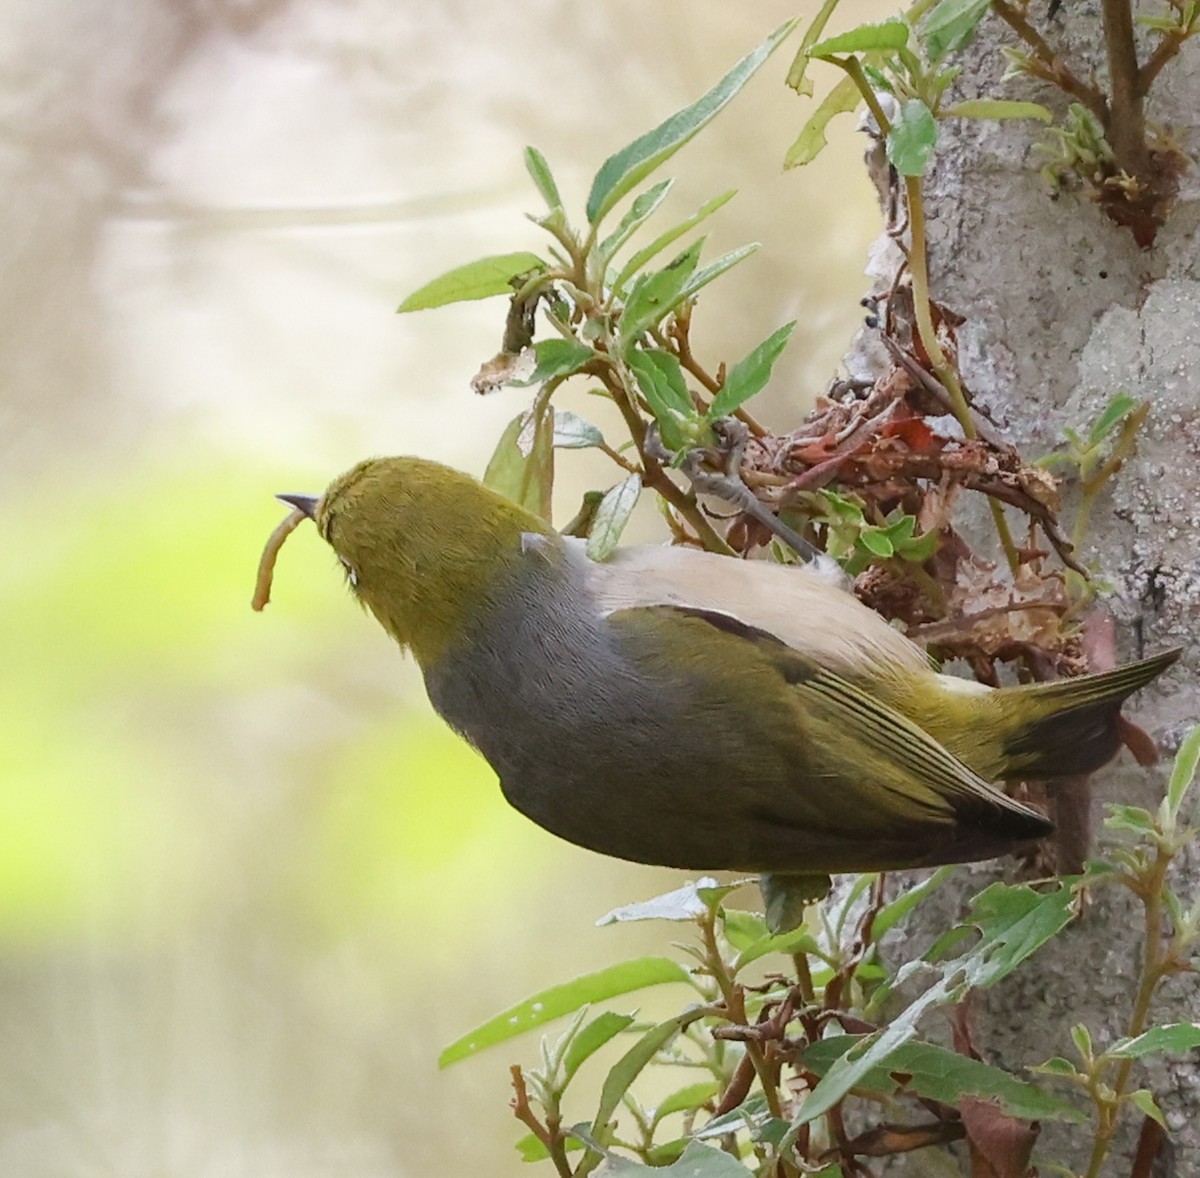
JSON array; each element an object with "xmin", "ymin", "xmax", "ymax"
[{"xmin": 276, "ymin": 493, "xmax": 320, "ymax": 519}]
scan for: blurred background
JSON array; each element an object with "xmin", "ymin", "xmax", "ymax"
[{"xmin": 2, "ymin": 1, "xmax": 892, "ymax": 1173}]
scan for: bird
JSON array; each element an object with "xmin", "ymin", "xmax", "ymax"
[{"xmin": 265, "ymin": 454, "xmax": 1177, "ymax": 924}]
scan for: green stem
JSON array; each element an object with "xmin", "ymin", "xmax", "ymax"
[{"xmin": 1083, "ymin": 854, "xmax": 1170, "ymax": 1178}]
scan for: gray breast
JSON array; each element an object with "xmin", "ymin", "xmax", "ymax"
[{"xmin": 421, "ymin": 548, "xmax": 704, "ymax": 866}]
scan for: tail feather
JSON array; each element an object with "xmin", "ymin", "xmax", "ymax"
[{"xmin": 997, "ymin": 648, "xmax": 1180, "ymax": 778}]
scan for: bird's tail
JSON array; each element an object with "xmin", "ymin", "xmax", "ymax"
[{"xmin": 968, "ymin": 648, "xmax": 1180, "ymax": 779}]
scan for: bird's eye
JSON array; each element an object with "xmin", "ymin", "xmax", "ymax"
[{"xmin": 339, "ymin": 557, "xmax": 359, "ymax": 588}]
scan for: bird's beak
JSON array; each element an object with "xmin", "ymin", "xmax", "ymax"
[{"xmin": 276, "ymin": 493, "xmax": 320, "ymax": 519}]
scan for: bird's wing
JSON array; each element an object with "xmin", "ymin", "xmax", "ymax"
[
  {"xmin": 608, "ymin": 605, "xmax": 1050, "ymax": 872},
  {"xmin": 580, "ymin": 540, "xmax": 932, "ymax": 683}
]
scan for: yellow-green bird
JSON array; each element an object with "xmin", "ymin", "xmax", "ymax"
[{"xmin": 271, "ymin": 455, "xmax": 1176, "ymax": 913}]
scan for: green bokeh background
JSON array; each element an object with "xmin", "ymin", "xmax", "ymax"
[{"xmin": 2, "ymin": 2, "xmax": 891, "ymax": 1173}]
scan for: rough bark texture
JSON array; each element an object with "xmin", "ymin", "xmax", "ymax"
[{"xmin": 850, "ymin": 6, "xmax": 1200, "ymax": 1174}]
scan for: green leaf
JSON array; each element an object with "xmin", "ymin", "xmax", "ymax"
[
  {"xmin": 733, "ymin": 925, "xmax": 821, "ymax": 970},
  {"xmin": 858, "ymin": 529, "xmax": 895, "ymax": 558},
  {"xmin": 599, "ymin": 1141, "xmax": 753, "ymax": 1178},
  {"xmin": 721, "ymin": 909, "xmax": 769, "ymax": 951},
  {"xmin": 675, "ymin": 243, "xmax": 760, "ymax": 306},
  {"xmin": 438, "ymin": 956, "xmax": 691, "ymax": 1066},
  {"xmin": 596, "ymin": 879, "xmax": 716, "ymax": 925},
  {"xmin": 785, "ymin": 0, "xmax": 845, "ymax": 96},
  {"xmin": 1032, "ymin": 1056, "xmax": 1081, "ymax": 1078},
  {"xmin": 627, "ymin": 349, "xmax": 696, "ymax": 452},
  {"xmin": 1088, "ymin": 391, "xmax": 1139, "ymax": 445},
  {"xmin": 586, "ymin": 474, "xmax": 642, "ymax": 562},
  {"xmin": 887, "ymin": 99, "xmax": 938, "ymax": 176},
  {"xmin": 708, "ymin": 322, "xmax": 796, "ymax": 419},
  {"xmin": 515, "ymin": 1132, "xmax": 584, "ymax": 1163},
  {"xmin": 783, "ymin": 75, "xmax": 863, "ymax": 169},
  {"xmin": 1110, "ymin": 1023, "xmax": 1200, "ymax": 1059},
  {"xmin": 586, "ymin": 19, "xmax": 799, "ymax": 224},
  {"xmin": 920, "ymin": 0, "xmax": 991, "ymax": 62},
  {"xmin": 873, "ymin": 867, "xmax": 953, "ymax": 938},
  {"xmin": 553, "ymin": 409, "xmax": 606, "ymax": 450},
  {"xmin": 579, "ymin": 1015, "xmax": 707, "ymax": 1175},
  {"xmin": 653, "ymin": 1081, "xmax": 722, "ymax": 1124},
  {"xmin": 808, "ymin": 18, "xmax": 909, "ymax": 57},
  {"xmin": 599, "ymin": 180, "xmax": 675, "ymax": 261},
  {"xmin": 612, "ymin": 190, "xmax": 737, "ymax": 296},
  {"xmin": 693, "ymin": 1094, "xmax": 770, "ymax": 1141},
  {"xmin": 785, "ymin": 883, "xmax": 1075, "ymax": 1133},
  {"xmin": 1167, "ymin": 726, "xmax": 1200, "ymax": 818},
  {"xmin": 482, "ymin": 401, "xmax": 555, "ymax": 521},
  {"xmin": 801, "ymin": 1036, "xmax": 1085, "ymax": 1123},
  {"xmin": 397, "ymin": 251, "xmax": 545, "ymax": 312},
  {"xmin": 564, "ymin": 1011, "xmax": 638, "ymax": 1080},
  {"xmin": 620, "ymin": 239, "xmax": 704, "ymax": 343},
  {"xmin": 1070, "ymin": 1023, "xmax": 1093, "ymax": 1061},
  {"xmin": 525, "ymin": 146, "xmax": 563, "ymax": 210},
  {"xmin": 511, "ymin": 338, "xmax": 596, "ymax": 387},
  {"xmin": 942, "ymin": 99, "xmax": 1055, "ymax": 122},
  {"xmin": 1103, "ymin": 803, "xmax": 1158, "ymax": 836},
  {"xmin": 1129, "ymin": 1088, "xmax": 1167, "ymax": 1128}
]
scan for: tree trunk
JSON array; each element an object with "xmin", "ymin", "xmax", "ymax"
[{"xmin": 854, "ymin": 8, "xmax": 1200, "ymax": 1173}]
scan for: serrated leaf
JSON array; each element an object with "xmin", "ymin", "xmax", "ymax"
[
  {"xmin": 510, "ymin": 338, "xmax": 596, "ymax": 388},
  {"xmin": 564, "ymin": 1011, "xmax": 637, "ymax": 1080},
  {"xmin": 599, "ymin": 180, "xmax": 675, "ymax": 261},
  {"xmin": 785, "ymin": 0, "xmax": 844, "ymax": 96},
  {"xmin": 708, "ymin": 321, "xmax": 796, "ymax": 419},
  {"xmin": 599, "ymin": 1141, "xmax": 753, "ymax": 1178},
  {"xmin": 586, "ymin": 474, "xmax": 642, "ymax": 561},
  {"xmin": 887, "ymin": 99, "xmax": 938, "ymax": 176},
  {"xmin": 482, "ymin": 402, "xmax": 555, "ymax": 520},
  {"xmin": 553, "ymin": 409, "xmax": 606, "ymax": 450},
  {"xmin": 1110, "ymin": 1023, "xmax": 1200, "ymax": 1059},
  {"xmin": 809, "ymin": 18, "xmax": 909, "ymax": 57},
  {"xmin": 587, "ymin": 20, "xmax": 799, "ymax": 225},
  {"xmin": 612, "ymin": 190, "xmax": 737, "ymax": 295},
  {"xmin": 785, "ymin": 883, "xmax": 1075, "ymax": 1134},
  {"xmin": 801, "ymin": 1036, "xmax": 1085, "ymax": 1123},
  {"xmin": 398, "ymin": 251, "xmax": 545, "ymax": 312},
  {"xmin": 620, "ymin": 239, "xmax": 704, "ymax": 343},
  {"xmin": 942, "ymin": 99, "xmax": 1055, "ymax": 122},
  {"xmin": 784, "ymin": 75, "xmax": 863, "ymax": 169},
  {"xmin": 1167, "ymin": 726, "xmax": 1200, "ymax": 818},
  {"xmin": 920, "ymin": 0, "xmax": 991, "ymax": 62},
  {"xmin": 525, "ymin": 146, "xmax": 563, "ymax": 211},
  {"xmin": 438, "ymin": 956, "xmax": 691, "ymax": 1066}
]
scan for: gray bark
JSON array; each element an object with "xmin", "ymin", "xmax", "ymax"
[{"xmin": 852, "ymin": 6, "xmax": 1200, "ymax": 1174}]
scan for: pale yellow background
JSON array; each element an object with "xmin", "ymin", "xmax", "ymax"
[{"xmin": 2, "ymin": 2, "xmax": 891, "ymax": 1174}]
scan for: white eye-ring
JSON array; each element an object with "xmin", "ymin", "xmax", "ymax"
[{"xmin": 339, "ymin": 557, "xmax": 359, "ymax": 588}]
